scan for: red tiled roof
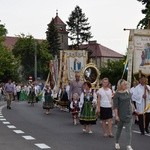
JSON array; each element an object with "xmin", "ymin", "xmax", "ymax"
[
  {"xmin": 53, "ymin": 15, "xmax": 66, "ymax": 25},
  {"xmin": 79, "ymin": 41, "xmax": 123, "ymax": 58},
  {"xmin": 3, "ymin": 36, "xmax": 44, "ymax": 50},
  {"xmin": 3, "ymin": 36, "xmax": 18, "ymax": 49}
]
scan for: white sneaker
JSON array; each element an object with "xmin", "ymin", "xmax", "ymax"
[
  {"xmin": 115, "ymin": 143, "xmax": 120, "ymax": 149},
  {"xmin": 82, "ymin": 129, "xmax": 86, "ymax": 132},
  {"xmin": 126, "ymin": 145, "xmax": 133, "ymax": 150},
  {"xmin": 88, "ymin": 130, "xmax": 93, "ymax": 134}
]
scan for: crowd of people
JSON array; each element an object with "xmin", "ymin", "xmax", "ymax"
[
  {"xmin": 0, "ymin": 73, "xmax": 150, "ymax": 150},
  {"xmin": 0, "ymin": 80, "xmax": 42, "ymax": 108}
]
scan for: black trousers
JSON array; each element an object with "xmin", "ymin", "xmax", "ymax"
[
  {"xmin": 17, "ymin": 92, "xmax": 20, "ymax": 101},
  {"xmin": 138, "ymin": 112, "xmax": 150, "ymax": 134}
]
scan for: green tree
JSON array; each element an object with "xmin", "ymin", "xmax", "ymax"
[
  {"xmin": 46, "ymin": 18, "xmax": 60, "ymax": 57},
  {"xmin": 137, "ymin": 0, "xmax": 150, "ymax": 29},
  {"xmin": 100, "ymin": 59, "xmax": 127, "ymax": 86},
  {"xmin": 0, "ymin": 23, "xmax": 19, "ymax": 82},
  {"xmin": 37, "ymin": 40, "xmax": 52, "ymax": 79},
  {"xmin": 67, "ymin": 5, "xmax": 93, "ymax": 49},
  {"xmin": 12, "ymin": 34, "xmax": 52, "ymax": 80}
]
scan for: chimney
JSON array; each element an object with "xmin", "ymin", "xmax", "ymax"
[
  {"xmin": 88, "ymin": 40, "xmax": 97, "ymax": 44},
  {"xmin": 148, "ymin": 18, "xmax": 150, "ymax": 29}
]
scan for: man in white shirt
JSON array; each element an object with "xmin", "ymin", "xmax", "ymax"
[{"xmin": 132, "ymin": 76, "xmax": 150, "ymax": 135}]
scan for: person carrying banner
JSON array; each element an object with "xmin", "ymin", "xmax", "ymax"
[{"xmin": 132, "ymin": 76, "xmax": 150, "ymax": 135}]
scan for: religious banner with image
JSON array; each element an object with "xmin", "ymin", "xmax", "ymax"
[
  {"xmin": 66, "ymin": 50, "xmax": 88, "ymax": 80},
  {"xmin": 132, "ymin": 29, "xmax": 150, "ymax": 75},
  {"xmin": 58, "ymin": 50, "xmax": 88, "ymax": 87}
]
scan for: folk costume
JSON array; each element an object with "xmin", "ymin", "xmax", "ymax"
[
  {"xmin": 19, "ymin": 86, "xmax": 27, "ymax": 101},
  {"xmin": 57, "ymin": 87, "xmax": 69, "ymax": 111},
  {"xmin": 28, "ymin": 85, "xmax": 36, "ymax": 105},
  {"xmin": 79, "ymin": 89, "xmax": 97, "ymax": 125},
  {"xmin": 34, "ymin": 84, "xmax": 41, "ymax": 102},
  {"xmin": 43, "ymin": 88, "xmax": 54, "ymax": 110},
  {"xmin": 70, "ymin": 100, "xmax": 80, "ymax": 124}
]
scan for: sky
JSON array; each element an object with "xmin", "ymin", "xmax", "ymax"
[{"xmin": 0, "ymin": 0, "xmax": 145, "ymax": 55}]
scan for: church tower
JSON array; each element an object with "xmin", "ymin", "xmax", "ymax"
[{"xmin": 53, "ymin": 11, "xmax": 68, "ymax": 50}]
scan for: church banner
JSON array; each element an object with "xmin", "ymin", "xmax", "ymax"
[
  {"xmin": 58, "ymin": 50, "xmax": 88, "ymax": 86},
  {"xmin": 130, "ymin": 29, "xmax": 150, "ymax": 75},
  {"xmin": 66, "ymin": 50, "xmax": 87, "ymax": 80}
]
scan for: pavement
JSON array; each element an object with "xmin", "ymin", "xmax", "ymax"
[{"xmin": 0, "ymin": 100, "xmax": 150, "ymax": 150}]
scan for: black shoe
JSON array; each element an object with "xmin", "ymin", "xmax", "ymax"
[
  {"xmin": 145, "ymin": 129, "xmax": 150, "ymax": 134},
  {"xmin": 135, "ymin": 120, "xmax": 139, "ymax": 125},
  {"xmin": 7, "ymin": 106, "xmax": 9, "ymax": 109}
]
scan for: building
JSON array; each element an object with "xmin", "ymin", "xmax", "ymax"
[
  {"xmin": 3, "ymin": 13, "xmax": 123, "ymax": 69},
  {"xmin": 79, "ymin": 40, "xmax": 124, "ymax": 69},
  {"xmin": 53, "ymin": 12, "xmax": 68, "ymax": 50}
]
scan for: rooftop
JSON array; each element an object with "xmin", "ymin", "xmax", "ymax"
[{"xmin": 79, "ymin": 40, "xmax": 124, "ymax": 58}]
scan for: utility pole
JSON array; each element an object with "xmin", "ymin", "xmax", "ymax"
[
  {"xmin": 34, "ymin": 41, "xmax": 37, "ymax": 81},
  {"xmin": 124, "ymin": 28, "xmax": 134, "ymax": 89}
]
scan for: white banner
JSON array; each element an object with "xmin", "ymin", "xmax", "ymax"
[{"xmin": 132, "ymin": 30, "xmax": 150, "ymax": 75}]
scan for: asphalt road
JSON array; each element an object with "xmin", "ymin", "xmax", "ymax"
[{"xmin": 0, "ymin": 100, "xmax": 150, "ymax": 150}]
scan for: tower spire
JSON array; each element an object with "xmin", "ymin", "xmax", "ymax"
[{"xmin": 56, "ymin": 9, "xmax": 58, "ymax": 16}]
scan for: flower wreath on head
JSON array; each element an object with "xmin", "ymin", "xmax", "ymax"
[{"xmin": 83, "ymin": 89, "xmax": 94, "ymax": 99}]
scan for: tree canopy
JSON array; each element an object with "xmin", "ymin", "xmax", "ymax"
[
  {"xmin": 0, "ymin": 23, "xmax": 19, "ymax": 82},
  {"xmin": 12, "ymin": 34, "xmax": 52, "ymax": 80},
  {"xmin": 46, "ymin": 18, "xmax": 61, "ymax": 57},
  {"xmin": 137, "ymin": 0, "xmax": 150, "ymax": 29},
  {"xmin": 100, "ymin": 59, "xmax": 127, "ymax": 86},
  {"xmin": 67, "ymin": 5, "xmax": 92, "ymax": 49}
]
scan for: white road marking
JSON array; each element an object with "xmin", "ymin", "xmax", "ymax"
[
  {"xmin": 0, "ymin": 104, "xmax": 52, "ymax": 149},
  {"xmin": 3, "ymin": 121, "xmax": 10, "ymax": 124},
  {"xmin": 22, "ymin": 136, "xmax": 35, "ymax": 140},
  {"xmin": 35, "ymin": 143, "xmax": 51, "ymax": 149},
  {"xmin": 7, "ymin": 125, "xmax": 16, "ymax": 129},
  {"xmin": 133, "ymin": 130, "xmax": 141, "ymax": 134},
  {"xmin": 13, "ymin": 130, "xmax": 24, "ymax": 134},
  {"xmin": 0, "ymin": 118, "xmax": 6, "ymax": 121},
  {"xmin": 133, "ymin": 130, "xmax": 150, "ymax": 137}
]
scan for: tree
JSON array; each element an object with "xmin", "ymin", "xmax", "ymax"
[
  {"xmin": 67, "ymin": 5, "xmax": 93, "ymax": 49},
  {"xmin": 12, "ymin": 34, "xmax": 52, "ymax": 80},
  {"xmin": 0, "ymin": 23, "xmax": 19, "ymax": 82},
  {"xmin": 100, "ymin": 59, "xmax": 127, "ymax": 86},
  {"xmin": 137, "ymin": 0, "xmax": 150, "ymax": 29},
  {"xmin": 46, "ymin": 18, "xmax": 60, "ymax": 57}
]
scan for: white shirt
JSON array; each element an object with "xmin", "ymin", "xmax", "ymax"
[
  {"xmin": 130, "ymin": 87, "xmax": 136, "ymax": 102},
  {"xmin": 34, "ymin": 85, "xmax": 41, "ymax": 96},
  {"xmin": 132, "ymin": 84, "xmax": 150, "ymax": 113},
  {"xmin": 66, "ymin": 85, "xmax": 70, "ymax": 98},
  {"xmin": 97, "ymin": 87, "xmax": 112, "ymax": 108},
  {"xmin": 16, "ymin": 85, "xmax": 21, "ymax": 92},
  {"xmin": 70, "ymin": 100, "xmax": 78, "ymax": 109}
]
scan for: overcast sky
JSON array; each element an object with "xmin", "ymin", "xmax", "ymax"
[{"xmin": 0, "ymin": 0, "xmax": 144, "ymax": 54}]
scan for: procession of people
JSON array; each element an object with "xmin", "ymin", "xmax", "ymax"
[{"xmin": 0, "ymin": 71, "xmax": 150, "ymax": 150}]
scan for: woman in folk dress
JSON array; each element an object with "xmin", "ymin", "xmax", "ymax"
[
  {"xmin": 79, "ymin": 81, "xmax": 97, "ymax": 133},
  {"xmin": 43, "ymin": 84, "xmax": 54, "ymax": 114}
]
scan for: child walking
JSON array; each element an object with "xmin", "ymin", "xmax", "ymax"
[{"xmin": 70, "ymin": 93, "xmax": 80, "ymax": 125}]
